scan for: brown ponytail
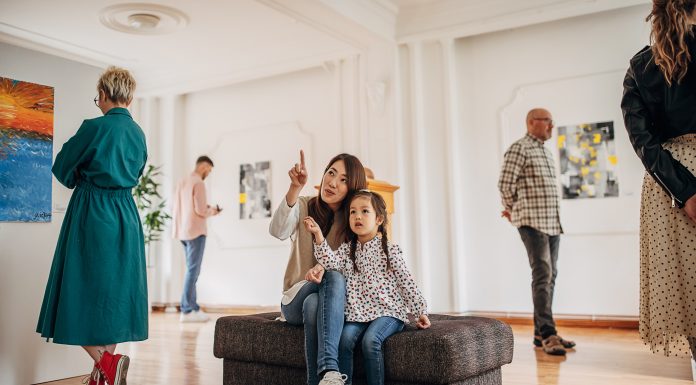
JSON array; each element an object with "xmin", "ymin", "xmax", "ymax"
[{"xmin": 647, "ymin": 0, "xmax": 696, "ymax": 85}]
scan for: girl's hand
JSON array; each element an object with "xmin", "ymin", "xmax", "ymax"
[
  {"xmin": 288, "ymin": 150, "xmax": 308, "ymax": 188},
  {"xmin": 305, "ymin": 264, "xmax": 325, "ymax": 284},
  {"xmin": 416, "ymin": 314, "xmax": 431, "ymax": 329},
  {"xmin": 303, "ymin": 216, "xmax": 321, "ymax": 235}
]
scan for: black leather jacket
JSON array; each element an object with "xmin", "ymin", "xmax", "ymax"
[{"xmin": 621, "ymin": 37, "xmax": 696, "ymax": 208}]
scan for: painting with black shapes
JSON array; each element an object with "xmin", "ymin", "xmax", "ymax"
[
  {"xmin": 558, "ymin": 121, "xmax": 619, "ymax": 199},
  {"xmin": 239, "ymin": 161, "xmax": 271, "ymax": 219}
]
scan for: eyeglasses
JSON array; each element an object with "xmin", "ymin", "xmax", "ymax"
[
  {"xmin": 532, "ymin": 117, "xmax": 553, "ymax": 125},
  {"xmin": 93, "ymin": 96, "xmax": 99, "ymax": 107}
]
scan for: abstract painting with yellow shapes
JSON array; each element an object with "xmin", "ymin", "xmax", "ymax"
[
  {"xmin": 557, "ymin": 121, "xmax": 618, "ymax": 199},
  {"xmin": 0, "ymin": 77, "xmax": 54, "ymax": 221}
]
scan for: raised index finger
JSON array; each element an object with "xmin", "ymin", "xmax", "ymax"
[{"xmin": 300, "ymin": 149, "xmax": 306, "ymax": 169}]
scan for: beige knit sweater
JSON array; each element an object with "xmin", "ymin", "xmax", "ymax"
[{"xmin": 269, "ymin": 196, "xmax": 343, "ymax": 292}]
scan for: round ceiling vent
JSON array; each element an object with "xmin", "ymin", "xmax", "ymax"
[{"xmin": 100, "ymin": 3, "xmax": 189, "ymax": 35}]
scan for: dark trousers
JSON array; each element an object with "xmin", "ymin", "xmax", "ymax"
[{"xmin": 518, "ymin": 226, "xmax": 560, "ymax": 339}]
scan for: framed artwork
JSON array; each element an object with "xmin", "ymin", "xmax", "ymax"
[
  {"xmin": 208, "ymin": 121, "xmax": 313, "ymax": 249},
  {"xmin": 239, "ymin": 161, "xmax": 271, "ymax": 219},
  {"xmin": 558, "ymin": 121, "xmax": 619, "ymax": 199},
  {"xmin": 0, "ymin": 77, "xmax": 54, "ymax": 222}
]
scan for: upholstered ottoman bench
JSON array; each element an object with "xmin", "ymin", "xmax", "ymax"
[{"xmin": 214, "ymin": 312, "xmax": 514, "ymax": 385}]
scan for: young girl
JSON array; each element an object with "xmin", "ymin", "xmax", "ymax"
[{"xmin": 304, "ymin": 190, "xmax": 430, "ymax": 385}]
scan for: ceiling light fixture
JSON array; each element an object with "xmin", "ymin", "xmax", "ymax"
[
  {"xmin": 127, "ymin": 13, "xmax": 161, "ymax": 30},
  {"xmin": 100, "ymin": 3, "xmax": 188, "ymax": 35}
]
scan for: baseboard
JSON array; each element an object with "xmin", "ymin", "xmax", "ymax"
[
  {"xmin": 460, "ymin": 311, "xmax": 638, "ymax": 329},
  {"xmin": 151, "ymin": 302, "xmax": 280, "ymax": 314},
  {"xmin": 151, "ymin": 303, "xmax": 638, "ymax": 329}
]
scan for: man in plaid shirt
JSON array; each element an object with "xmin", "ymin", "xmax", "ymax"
[{"xmin": 498, "ymin": 108, "xmax": 575, "ymax": 356}]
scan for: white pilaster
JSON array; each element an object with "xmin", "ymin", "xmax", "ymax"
[{"xmin": 440, "ymin": 37, "xmax": 466, "ymax": 312}]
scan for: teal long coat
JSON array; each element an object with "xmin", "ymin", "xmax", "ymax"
[{"xmin": 36, "ymin": 108, "xmax": 149, "ymax": 345}]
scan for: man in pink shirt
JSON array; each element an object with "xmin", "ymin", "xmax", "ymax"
[{"xmin": 172, "ymin": 155, "xmax": 221, "ymax": 322}]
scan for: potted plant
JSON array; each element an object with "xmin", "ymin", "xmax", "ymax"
[
  {"xmin": 133, "ymin": 164, "xmax": 172, "ymax": 264},
  {"xmin": 133, "ymin": 164, "xmax": 171, "ymax": 311}
]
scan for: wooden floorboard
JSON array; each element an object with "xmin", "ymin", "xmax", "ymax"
[{"xmin": 38, "ymin": 311, "xmax": 693, "ymax": 385}]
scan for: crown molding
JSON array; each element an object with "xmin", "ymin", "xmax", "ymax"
[
  {"xmin": 317, "ymin": 0, "xmax": 398, "ymax": 41},
  {"xmin": 397, "ymin": 0, "xmax": 651, "ymax": 43},
  {"xmin": 0, "ymin": 21, "xmax": 132, "ymax": 68},
  {"xmin": 256, "ymin": 0, "xmax": 395, "ymax": 51},
  {"xmin": 136, "ymin": 49, "xmax": 359, "ymax": 97}
]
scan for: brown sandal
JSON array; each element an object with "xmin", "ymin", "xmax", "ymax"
[
  {"xmin": 535, "ymin": 334, "xmax": 576, "ymax": 349},
  {"xmin": 542, "ymin": 335, "xmax": 567, "ymax": 356}
]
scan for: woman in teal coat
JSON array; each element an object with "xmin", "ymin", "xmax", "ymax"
[{"xmin": 36, "ymin": 66, "xmax": 148, "ymax": 385}]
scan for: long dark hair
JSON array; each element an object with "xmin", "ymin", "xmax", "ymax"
[
  {"xmin": 308, "ymin": 153, "xmax": 367, "ymax": 242},
  {"xmin": 347, "ymin": 190, "xmax": 391, "ymax": 273},
  {"xmin": 648, "ymin": 0, "xmax": 696, "ymax": 85}
]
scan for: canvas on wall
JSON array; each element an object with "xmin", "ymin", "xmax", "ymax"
[
  {"xmin": 558, "ymin": 121, "xmax": 619, "ymax": 199},
  {"xmin": 0, "ymin": 77, "xmax": 54, "ymax": 222},
  {"xmin": 239, "ymin": 161, "xmax": 271, "ymax": 219}
]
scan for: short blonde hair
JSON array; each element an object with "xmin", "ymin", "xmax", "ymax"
[{"xmin": 97, "ymin": 66, "xmax": 136, "ymax": 104}]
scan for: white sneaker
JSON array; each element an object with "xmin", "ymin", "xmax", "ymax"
[
  {"xmin": 195, "ymin": 309, "xmax": 210, "ymax": 321},
  {"xmin": 691, "ymin": 358, "xmax": 696, "ymax": 383},
  {"xmin": 318, "ymin": 371, "xmax": 347, "ymax": 385},
  {"xmin": 180, "ymin": 310, "xmax": 209, "ymax": 323}
]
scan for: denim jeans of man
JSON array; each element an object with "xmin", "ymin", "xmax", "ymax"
[
  {"xmin": 181, "ymin": 235, "xmax": 206, "ymax": 314},
  {"xmin": 518, "ymin": 226, "xmax": 560, "ymax": 338},
  {"xmin": 338, "ymin": 316, "xmax": 404, "ymax": 385},
  {"xmin": 281, "ymin": 271, "xmax": 346, "ymax": 385}
]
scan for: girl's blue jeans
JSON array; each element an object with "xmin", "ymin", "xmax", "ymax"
[{"xmin": 338, "ymin": 316, "xmax": 405, "ymax": 385}]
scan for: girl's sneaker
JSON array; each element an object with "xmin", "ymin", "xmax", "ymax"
[
  {"xmin": 318, "ymin": 371, "xmax": 347, "ymax": 385},
  {"xmin": 97, "ymin": 351, "xmax": 129, "ymax": 385}
]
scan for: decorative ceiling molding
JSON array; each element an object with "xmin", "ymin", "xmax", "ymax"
[
  {"xmin": 137, "ymin": 49, "xmax": 357, "ymax": 97},
  {"xmin": 99, "ymin": 3, "xmax": 189, "ymax": 35},
  {"xmin": 317, "ymin": 0, "xmax": 398, "ymax": 41},
  {"xmin": 0, "ymin": 22, "xmax": 132, "ymax": 68},
  {"xmin": 396, "ymin": 0, "xmax": 651, "ymax": 43},
  {"xmin": 256, "ymin": 0, "xmax": 393, "ymax": 50}
]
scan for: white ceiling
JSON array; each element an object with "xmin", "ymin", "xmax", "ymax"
[
  {"xmin": 0, "ymin": 0, "xmax": 358, "ymax": 95},
  {"xmin": 0, "ymin": 0, "xmax": 650, "ymax": 96}
]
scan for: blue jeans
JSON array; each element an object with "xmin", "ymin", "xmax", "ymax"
[
  {"xmin": 180, "ymin": 235, "xmax": 206, "ymax": 314},
  {"xmin": 281, "ymin": 271, "xmax": 346, "ymax": 385},
  {"xmin": 339, "ymin": 316, "xmax": 404, "ymax": 385},
  {"xmin": 518, "ymin": 226, "xmax": 560, "ymax": 339}
]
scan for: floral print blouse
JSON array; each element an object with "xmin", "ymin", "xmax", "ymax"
[{"xmin": 314, "ymin": 236, "xmax": 428, "ymax": 323}]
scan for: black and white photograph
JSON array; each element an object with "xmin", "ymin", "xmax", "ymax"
[{"xmin": 238, "ymin": 161, "xmax": 272, "ymax": 219}]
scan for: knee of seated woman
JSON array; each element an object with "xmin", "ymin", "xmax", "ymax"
[{"xmin": 302, "ymin": 293, "xmax": 319, "ymax": 324}]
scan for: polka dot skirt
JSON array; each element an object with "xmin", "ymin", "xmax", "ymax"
[{"xmin": 639, "ymin": 133, "xmax": 696, "ymax": 357}]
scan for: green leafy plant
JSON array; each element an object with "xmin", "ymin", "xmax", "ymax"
[{"xmin": 133, "ymin": 164, "xmax": 172, "ymax": 265}]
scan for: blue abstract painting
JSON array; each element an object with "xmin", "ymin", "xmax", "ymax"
[{"xmin": 0, "ymin": 77, "xmax": 54, "ymax": 222}]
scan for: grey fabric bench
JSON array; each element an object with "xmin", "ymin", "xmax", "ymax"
[{"xmin": 214, "ymin": 312, "xmax": 514, "ymax": 385}]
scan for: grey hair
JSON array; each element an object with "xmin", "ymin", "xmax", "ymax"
[{"xmin": 97, "ymin": 66, "xmax": 136, "ymax": 104}]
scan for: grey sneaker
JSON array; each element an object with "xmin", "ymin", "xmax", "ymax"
[{"xmin": 318, "ymin": 371, "xmax": 347, "ymax": 385}]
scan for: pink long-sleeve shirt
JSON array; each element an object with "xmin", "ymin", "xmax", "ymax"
[{"xmin": 172, "ymin": 172, "xmax": 215, "ymax": 241}]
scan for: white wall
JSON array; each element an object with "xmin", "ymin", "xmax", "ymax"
[
  {"xmin": 150, "ymin": 4, "xmax": 653, "ymax": 317},
  {"xmin": 156, "ymin": 67, "xmax": 342, "ymax": 306},
  {"xmin": 0, "ymin": 42, "xmax": 104, "ymax": 384},
  {"xmin": 455, "ymin": 5, "xmax": 651, "ymax": 316}
]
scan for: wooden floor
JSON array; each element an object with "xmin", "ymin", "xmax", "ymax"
[{"xmin": 40, "ymin": 311, "xmax": 694, "ymax": 385}]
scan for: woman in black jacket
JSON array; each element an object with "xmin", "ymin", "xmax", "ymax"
[{"xmin": 621, "ymin": 0, "xmax": 696, "ymax": 364}]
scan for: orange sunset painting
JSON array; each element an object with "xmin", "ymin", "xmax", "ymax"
[{"xmin": 0, "ymin": 76, "xmax": 54, "ymax": 222}]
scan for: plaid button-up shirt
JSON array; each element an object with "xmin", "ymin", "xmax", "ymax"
[{"xmin": 498, "ymin": 133, "xmax": 563, "ymax": 235}]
